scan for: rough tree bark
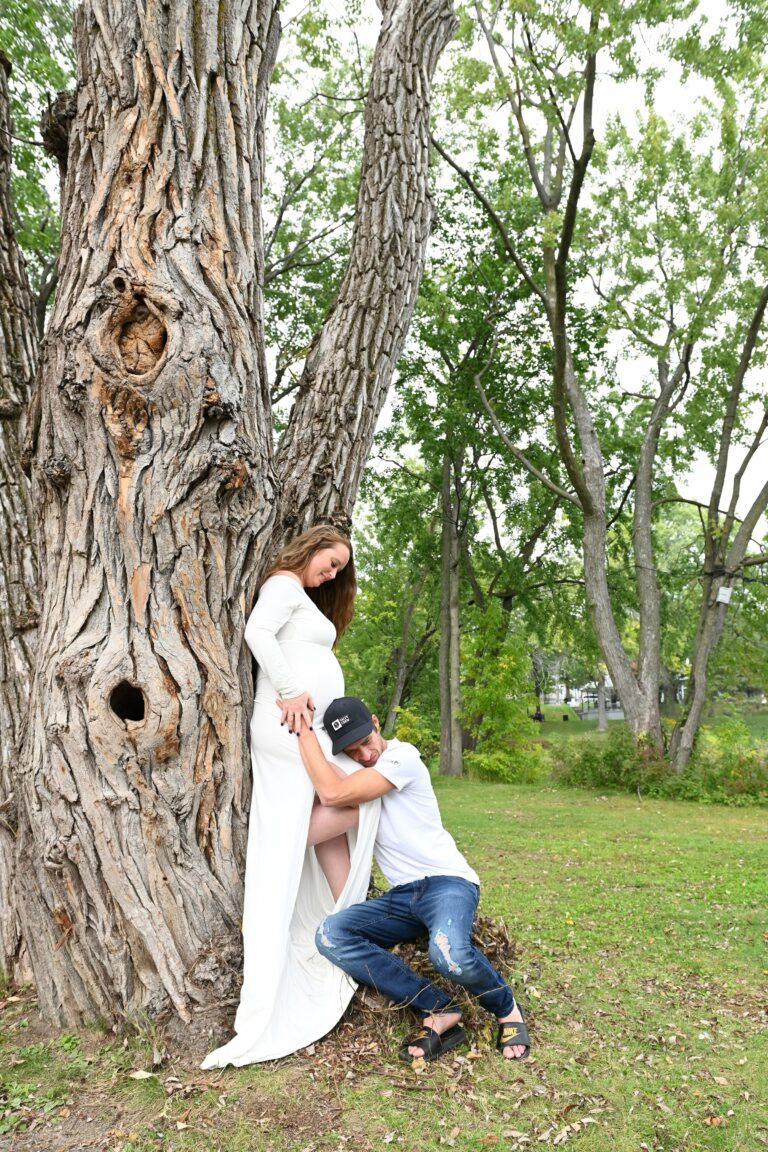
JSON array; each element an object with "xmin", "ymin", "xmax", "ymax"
[
  {"xmin": 15, "ymin": 0, "xmax": 283, "ymax": 1025},
  {"xmin": 0, "ymin": 51, "xmax": 39, "ymax": 984},
  {"xmin": 12, "ymin": 0, "xmax": 456, "ymax": 1025}
]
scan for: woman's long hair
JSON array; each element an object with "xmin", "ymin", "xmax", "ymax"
[{"xmin": 263, "ymin": 526, "xmax": 357, "ymax": 638}]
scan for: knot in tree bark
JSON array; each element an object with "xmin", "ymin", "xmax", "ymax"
[{"xmin": 118, "ymin": 300, "xmax": 168, "ymax": 376}]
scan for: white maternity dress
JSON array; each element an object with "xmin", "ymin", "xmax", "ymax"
[{"xmin": 201, "ymin": 575, "xmax": 380, "ymax": 1067}]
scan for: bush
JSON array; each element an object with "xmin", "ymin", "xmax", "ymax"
[
  {"xmin": 388, "ymin": 707, "xmax": 440, "ymax": 761},
  {"xmin": 551, "ymin": 717, "xmax": 768, "ymax": 805},
  {"xmin": 677, "ymin": 716, "xmax": 768, "ymax": 804},
  {"xmin": 463, "ymin": 743, "xmax": 548, "ymax": 784},
  {"xmin": 552, "ymin": 727, "xmax": 670, "ymax": 793}
]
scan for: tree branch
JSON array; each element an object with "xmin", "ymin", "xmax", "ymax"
[
  {"xmin": 474, "ymin": 1, "xmax": 552, "ymax": 209},
  {"xmin": 472, "ymin": 354, "xmax": 580, "ymax": 507},
  {"xmin": 430, "ymin": 136, "xmax": 549, "ymax": 312}
]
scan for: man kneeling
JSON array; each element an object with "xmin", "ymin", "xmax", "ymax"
[{"xmin": 295, "ymin": 696, "xmax": 531, "ymax": 1063}]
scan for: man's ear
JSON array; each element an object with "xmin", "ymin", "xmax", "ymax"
[{"xmin": 372, "ymin": 714, "xmax": 380, "ymax": 731}]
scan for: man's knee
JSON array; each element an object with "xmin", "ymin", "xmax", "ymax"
[
  {"xmin": 315, "ymin": 913, "xmax": 342, "ymax": 957},
  {"xmin": 427, "ymin": 929, "xmax": 474, "ymax": 977}
]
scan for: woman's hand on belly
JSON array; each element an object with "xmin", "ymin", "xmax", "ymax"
[{"xmin": 277, "ymin": 691, "xmax": 315, "ymax": 733}]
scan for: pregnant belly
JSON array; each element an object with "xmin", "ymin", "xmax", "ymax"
[{"xmin": 254, "ymin": 640, "xmax": 344, "ymax": 714}]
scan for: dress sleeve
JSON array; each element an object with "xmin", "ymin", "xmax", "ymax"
[{"xmin": 244, "ymin": 577, "xmax": 306, "ymax": 699}]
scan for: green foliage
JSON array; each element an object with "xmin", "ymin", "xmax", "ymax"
[
  {"xmin": 339, "ymin": 474, "xmax": 440, "ymax": 726},
  {"xmin": 265, "ymin": 6, "xmax": 366, "ymax": 406},
  {"xmin": 552, "ymin": 716, "xmax": 768, "ymax": 804},
  {"xmin": 459, "ymin": 599, "xmax": 550, "ymax": 781},
  {"xmin": 387, "ymin": 707, "xmax": 440, "ymax": 762},
  {"xmin": 463, "ymin": 742, "xmax": 547, "ymax": 784},
  {"xmin": 0, "ymin": 1, "xmax": 74, "ymax": 296},
  {"xmin": 0, "ymin": 1079, "xmax": 68, "ymax": 1135},
  {"xmin": 682, "ymin": 714, "xmax": 768, "ymax": 804},
  {"xmin": 430, "ymin": 0, "xmax": 768, "ymax": 766}
]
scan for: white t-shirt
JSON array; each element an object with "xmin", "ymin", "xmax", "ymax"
[{"xmin": 372, "ymin": 740, "xmax": 480, "ymax": 888}]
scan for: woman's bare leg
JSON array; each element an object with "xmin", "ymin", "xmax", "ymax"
[
  {"xmin": 314, "ymin": 836, "xmax": 351, "ymax": 902},
  {"xmin": 307, "ymin": 801, "xmax": 358, "ymax": 901}
]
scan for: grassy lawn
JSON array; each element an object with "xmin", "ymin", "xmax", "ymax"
[
  {"xmin": 532, "ymin": 704, "xmax": 624, "ymax": 741},
  {"xmin": 2, "ymin": 781, "xmax": 766, "ymax": 1152}
]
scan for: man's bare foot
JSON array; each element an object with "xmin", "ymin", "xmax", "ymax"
[
  {"xmin": 496, "ymin": 1003, "xmax": 529, "ymax": 1060},
  {"xmin": 407, "ymin": 1010, "xmax": 462, "ymax": 1058}
]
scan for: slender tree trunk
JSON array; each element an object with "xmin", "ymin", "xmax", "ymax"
[
  {"xmin": 12, "ymin": 0, "xmax": 456, "ymax": 1024},
  {"xmin": 596, "ymin": 669, "xmax": 607, "ymax": 732},
  {"xmin": 383, "ymin": 626, "xmax": 434, "ymax": 734},
  {"xmin": 669, "ymin": 297, "xmax": 768, "ymax": 769},
  {"xmin": 531, "ymin": 650, "xmax": 544, "ymax": 713},
  {"xmin": 659, "ymin": 665, "xmax": 679, "ymax": 719},
  {"xmin": 671, "ymin": 589, "xmax": 729, "ymax": 769},
  {"xmin": 671, "ymin": 465, "xmax": 768, "ymax": 770},
  {"xmin": 0, "ymin": 51, "xmax": 39, "ymax": 984},
  {"xmin": 383, "ymin": 567, "xmax": 428, "ymax": 733},
  {"xmin": 439, "ymin": 450, "xmax": 462, "ymax": 776}
]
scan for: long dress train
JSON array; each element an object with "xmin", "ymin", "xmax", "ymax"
[{"xmin": 201, "ymin": 576, "xmax": 379, "ymax": 1067}]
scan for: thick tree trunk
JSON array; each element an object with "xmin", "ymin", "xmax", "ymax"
[
  {"xmin": 0, "ymin": 51, "xmax": 39, "ymax": 984},
  {"xmin": 439, "ymin": 450, "xmax": 462, "ymax": 776},
  {"xmin": 275, "ymin": 0, "xmax": 457, "ymax": 534},
  {"xmin": 581, "ymin": 508, "xmax": 661, "ymax": 744},
  {"xmin": 12, "ymin": 0, "xmax": 456, "ymax": 1025},
  {"xmin": 16, "ymin": 0, "xmax": 282, "ymax": 1025}
]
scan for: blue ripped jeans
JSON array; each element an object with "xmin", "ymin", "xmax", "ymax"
[{"xmin": 315, "ymin": 875, "xmax": 515, "ymax": 1019}]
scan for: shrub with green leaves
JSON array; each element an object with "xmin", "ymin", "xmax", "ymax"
[
  {"xmin": 386, "ymin": 707, "xmax": 439, "ymax": 762},
  {"xmin": 463, "ymin": 742, "xmax": 547, "ymax": 784},
  {"xmin": 552, "ymin": 715, "xmax": 768, "ymax": 804}
]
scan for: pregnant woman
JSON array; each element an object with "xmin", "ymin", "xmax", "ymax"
[{"xmin": 202, "ymin": 527, "xmax": 380, "ymax": 1067}]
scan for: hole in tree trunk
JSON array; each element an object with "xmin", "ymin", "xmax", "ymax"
[{"xmin": 110, "ymin": 681, "xmax": 146, "ymax": 724}]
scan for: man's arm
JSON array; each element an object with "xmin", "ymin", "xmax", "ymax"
[{"xmin": 297, "ymin": 726, "xmax": 395, "ymax": 806}]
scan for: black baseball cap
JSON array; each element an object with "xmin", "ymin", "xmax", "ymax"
[{"xmin": 324, "ymin": 696, "xmax": 374, "ymax": 755}]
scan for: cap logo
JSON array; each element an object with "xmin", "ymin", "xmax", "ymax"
[{"xmin": 330, "ymin": 715, "xmax": 349, "ymax": 731}]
